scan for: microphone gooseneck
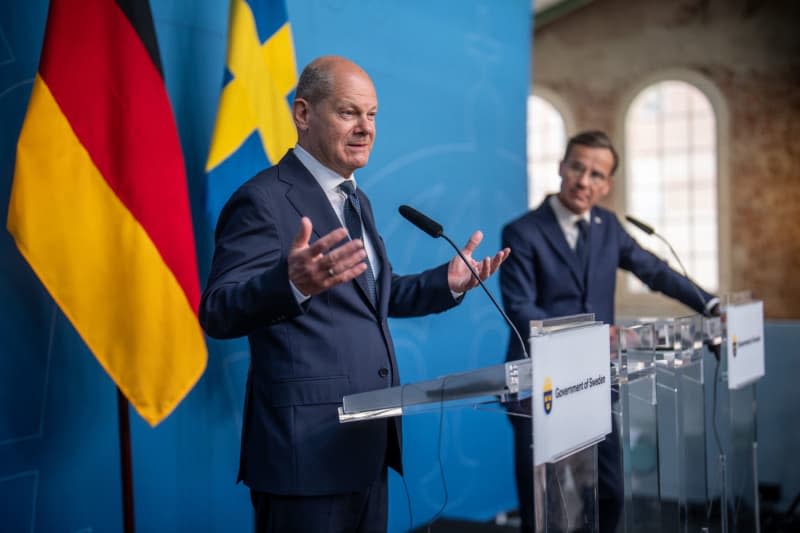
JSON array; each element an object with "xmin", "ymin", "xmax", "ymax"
[
  {"xmin": 625, "ymin": 214, "xmax": 709, "ymax": 315},
  {"xmin": 398, "ymin": 205, "xmax": 529, "ymax": 358}
]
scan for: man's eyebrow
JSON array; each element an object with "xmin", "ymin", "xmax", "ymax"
[{"xmin": 337, "ymin": 100, "xmax": 370, "ymax": 108}]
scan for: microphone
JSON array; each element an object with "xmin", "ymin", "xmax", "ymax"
[
  {"xmin": 624, "ymin": 214, "xmax": 655, "ymax": 236},
  {"xmin": 625, "ymin": 214, "xmax": 720, "ymax": 357},
  {"xmin": 625, "ymin": 214, "xmax": 709, "ymax": 312},
  {"xmin": 398, "ymin": 205, "xmax": 442, "ymax": 238},
  {"xmin": 398, "ymin": 205, "xmax": 529, "ymax": 358}
]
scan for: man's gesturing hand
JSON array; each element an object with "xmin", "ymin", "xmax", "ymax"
[
  {"xmin": 288, "ymin": 217, "xmax": 368, "ymax": 297},
  {"xmin": 447, "ymin": 230, "xmax": 511, "ymax": 294}
]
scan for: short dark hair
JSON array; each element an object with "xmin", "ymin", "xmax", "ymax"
[
  {"xmin": 295, "ymin": 56, "xmax": 337, "ymax": 104},
  {"xmin": 563, "ymin": 130, "xmax": 619, "ymax": 176}
]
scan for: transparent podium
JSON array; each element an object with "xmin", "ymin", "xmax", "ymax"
[
  {"xmin": 611, "ymin": 322, "xmax": 661, "ymax": 533},
  {"xmin": 613, "ymin": 313, "xmax": 720, "ymax": 532},
  {"xmin": 614, "ymin": 294, "xmax": 764, "ymax": 533},
  {"xmin": 649, "ymin": 313, "xmax": 714, "ymax": 532},
  {"xmin": 338, "ymin": 314, "xmax": 612, "ymax": 532},
  {"xmin": 527, "ymin": 315, "xmax": 612, "ymax": 533},
  {"xmin": 707, "ymin": 293, "xmax": 764, "ymax": 533}
]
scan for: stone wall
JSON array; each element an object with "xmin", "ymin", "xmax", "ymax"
[{"xmin": 533, "ymin": 0, "xmax": 800, "ymax": 318}]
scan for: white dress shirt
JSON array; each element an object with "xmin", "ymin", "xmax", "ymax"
[
  {"xmin": 290, "ymin": 145, "xmax": 381, "ymax": 300},
  {"xmin": 547, "ymin": 195, "xmax": 719, "ymax": 314},
  {"xmin": 548, "ymin": 194, "xmax": 591, "ymax": 250}
]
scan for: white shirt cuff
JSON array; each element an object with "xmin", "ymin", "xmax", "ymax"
[{"xmin": 290, "ymin": 280, "xmax": 310, "ymax": 304}]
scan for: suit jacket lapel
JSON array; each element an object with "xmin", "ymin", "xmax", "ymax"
[
  {"xmin": 355, "ymin": 188, "xmax": 385, "ymax": 314},
  {"xmin": 280, "ymin": 151, "xmax": 379, "ymax": 312},
  {"xmin": 280, "ymin": 150, "xmax": 343, "ymax": 241},
  {"xmin": 537, "ymin": 200, "xmax": 585, "ymax": 290}
]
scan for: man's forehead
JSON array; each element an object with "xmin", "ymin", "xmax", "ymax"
[
  {"xmin": 568, "ymin": 144, "xmax": 611, "ymax": 158},
  {"xmin": 324, "ymin": 81, "xmax": 377, "ymax": 107},
  {"xmin": 568, "ymin": 146, "xmax": 613, "ymax": 165},
  {"xmin": 330, "ymin": 95, "xmax": 377, "ymax": 108}
]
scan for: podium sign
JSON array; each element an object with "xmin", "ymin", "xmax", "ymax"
[
  {"xmin": 531, "ymin": 323, "xmax": 611, "ymax": 465},
  {"xmin": 725, "ymin": 300, "xmax": 765, "ymax": 389}
]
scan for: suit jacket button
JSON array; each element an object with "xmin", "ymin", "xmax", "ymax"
[{"xmin": 378, "ymin": 368, "xmax": 389, "ymax": 378}]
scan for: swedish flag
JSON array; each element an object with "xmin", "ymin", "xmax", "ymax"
[{"xmin": 205, "ymin": 0, "xmax": 297, "ymax": 224}]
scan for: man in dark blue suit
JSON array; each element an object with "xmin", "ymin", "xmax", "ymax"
[
  {"xmin": 500, "ymin": 131, "xmax": 717, "ymax": 532},
  {"xmin": 200, "ymin": 56, "xmax": 509, "ymax": 533}
]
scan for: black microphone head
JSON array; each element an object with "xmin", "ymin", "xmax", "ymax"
[
  {"xmin": 625, "ymin": 215, "xmax": 655, "ymax": 235},
  {"xmin": 398, "ymin": 205, "xmax": 443, "ymax": 238}
]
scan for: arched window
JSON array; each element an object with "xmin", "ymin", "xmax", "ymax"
[
  {"xmin": 625, "ymin": 80, "xmax": 719, "ymax": 293},
  {"xmin": 527, "ymin": 94, "xmax": 567, "ymax": 208}
]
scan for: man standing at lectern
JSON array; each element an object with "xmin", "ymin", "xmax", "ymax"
[
  {"xmin": 500, "ymin": 130, "xmax": 718, "ymax": 532},
  {"xmin": 200, "ymin": 55, "xmax": 509, "ymax": 532}
]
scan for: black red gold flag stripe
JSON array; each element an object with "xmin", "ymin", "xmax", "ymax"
[{"xmin": 7, "ymin": 0, "xmax": 207, "ymax": 426}]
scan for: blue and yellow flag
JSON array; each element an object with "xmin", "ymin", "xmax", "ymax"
[{"xmin": 206, "ymin": 0, "xmax": 298, "ymax": 223}]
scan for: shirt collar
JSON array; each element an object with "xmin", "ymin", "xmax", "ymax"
[
  {"xmin": 549, "ymin": 194, "xmax": 591, "ymax": 236},
  {"xmin": 294, "ymin": 144, "xmax": 357, "ymax": 194}
]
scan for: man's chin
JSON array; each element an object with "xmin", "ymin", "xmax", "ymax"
[
  {"xmin": 348, "ymin": 155, "xmax": 370, "ymax": 169},
  {"xmin": 564, "ymin": 199, "xmax": 590, "ymax": 215}
]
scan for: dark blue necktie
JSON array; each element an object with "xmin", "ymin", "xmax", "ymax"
[
  {"xmin": 575, "ymin": 219, "xmax": 589, "ymax": 269},
  {"xmin": 339, "ymin": 180, "xmax": 378, "ymax": 305}
]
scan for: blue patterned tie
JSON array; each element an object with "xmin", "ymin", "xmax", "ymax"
[{"xmin": 339, "ymin": 180, "xmax": 378, "ymax": 305}]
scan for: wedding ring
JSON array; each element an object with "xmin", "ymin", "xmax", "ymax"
[{"xmin": 328, "ymin": 267, "xmax": 336, "ymax": 277}]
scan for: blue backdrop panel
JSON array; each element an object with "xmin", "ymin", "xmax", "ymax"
[{"xmin": 0, "ymin": 0, "xmax": 530, "ymax": 531}]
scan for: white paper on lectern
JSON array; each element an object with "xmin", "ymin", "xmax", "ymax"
[
  {"xmin": 531, "ymin": 324, "xmax": 611, "ymax": 465},
  {"xmin": 726, "ymin": 301, "xmax": 765, "ymax": 389}
]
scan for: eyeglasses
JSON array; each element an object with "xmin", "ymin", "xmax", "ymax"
[{"xmin": 564, "ymin": 159, "xmax": 608, "ymax": 183}]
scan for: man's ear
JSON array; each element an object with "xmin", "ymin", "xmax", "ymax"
[
  {"xmin": 293, "ymin": 98, "xmax": 310, "ymax": 132},
  {"xmin": 599, "ymin": 176, "xmax": 613, "ymax": 198}
]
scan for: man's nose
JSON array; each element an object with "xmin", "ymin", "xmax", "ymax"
[
  {"xmin": 576, "ymin": 170, "xmax": 591, "ymax": 186},
  {"xmin": 355, "ymin": 115, "xmax": 373, "ymax": 133}
]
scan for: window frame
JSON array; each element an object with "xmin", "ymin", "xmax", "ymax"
[
  {"xmin": 613, "ymin": 69, "xmax": 730, "ymax": 318},
  {"xmin": 527, "ymin": 86, "xmax": 575, "ymax": 209}
]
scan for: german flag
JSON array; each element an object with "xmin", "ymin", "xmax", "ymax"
[{"xmin": 7, "ymin": 0, "xmax": 207, "ymax": 426}]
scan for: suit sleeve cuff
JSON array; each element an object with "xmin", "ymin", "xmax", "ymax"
[{"xmin": 704, "ymin": 296, "xmax": 720, "ymax": 315}]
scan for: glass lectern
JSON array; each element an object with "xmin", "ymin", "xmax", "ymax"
[
  {"xmin": 338, "ymin": 313, "xmax": 612, "ymax": 532},
  {"xmin": 612, "ymin": 322, "xmax": 660, "ymax": 533},
  {"xmin": 707, "ymin": 293, "xmax": 764, "ymax": 533}
]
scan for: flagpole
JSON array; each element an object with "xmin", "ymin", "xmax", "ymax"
[{"xmin": 117, "ymin": 387, "xmax": 136, "ymax": 533}]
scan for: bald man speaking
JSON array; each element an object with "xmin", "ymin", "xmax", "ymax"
[{"xmin": 200, "ymin": 56, "xmax": 509, "ymax": 532}]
